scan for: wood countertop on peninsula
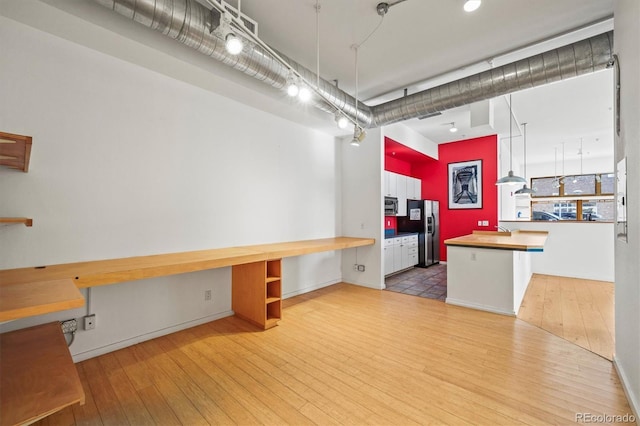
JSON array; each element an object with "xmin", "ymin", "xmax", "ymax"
[{"xmin": 444, "ymin": 230, "xmax": 548, "ymax": 252}]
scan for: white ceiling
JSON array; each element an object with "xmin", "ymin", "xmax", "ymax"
[
  {"xmin": 1, "ymin": 0, "xmax": 616, "ymax": 164},
  {"xmin": 237, "ymin": 0, "xmax": 615, "ymax": 164}
]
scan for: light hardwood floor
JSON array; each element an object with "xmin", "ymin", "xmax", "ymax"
[
  {"xmin": 36, "ymin": 283, "xmax": 632, "ymax": 425},
  {"xmin": 518, "ymin": 274, "xmax": 615, "ymax": 360}
]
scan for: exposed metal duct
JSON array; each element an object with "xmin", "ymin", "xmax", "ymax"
[
  {"xmin": 95, "ymin": 0, "xmax": 613, "ymax": 130},
  {"xmin": 370, "ymin": 31, "xmax": 614, "ymax": 126},
  {"xmin": 94, "ymin": 0, "xmax": 373, "ymax": 127}
]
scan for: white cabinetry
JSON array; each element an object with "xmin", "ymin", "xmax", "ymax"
[
  {"xmin": 396, "ymin": 174, "xmax": 407, "ymax": 216},
  {"xmin": 401, "ymin": 235, "xmax": 419, "ymax": 269},
  {"xmin": 385, "ymin": 234, "xmax": 418, "ymax": 276},
  {"xmin": 384, "ymin": 238, "xmax": 395, "ymax": 273},
  {"xmin": 384, "ymin": 171, "xmax": 397, "ymax": 197},
  {"xmin": 384, "ymin": 171, "xmax": 422, "ymax": 216},
  {"xmin": 406, "ymin": 177, "xmax": 422, "ymax": 200}
]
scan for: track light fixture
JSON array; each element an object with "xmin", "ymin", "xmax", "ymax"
[
  {"xmin": 335, "ymin": 113, "xmax": 349, "ymax": 129},
  {"xmin": 298, "ymin": 86, "xmax": 312, "ymax": 102},
  {"xmin": 225, "ymin": 33, "xmax": 244, "ymax": 55},
  {"xmin": 213, "ymin": 12, "xmax": 244, "ymax": 56},
  {"xmin": 463, "ymin": 0, "xmax": 481, "ymax": 12},
  {"xmin": 449, "ymin": 122, "xmax": 458, "ymax": 133},
  {"xmin": 286, "ymin": 72, "xmax": 299, "ymax": 97},
  {"xmin": 351, "ymin": 127, "xmax": 366, "ymax": 147}
]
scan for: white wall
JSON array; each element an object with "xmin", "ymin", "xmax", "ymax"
[
  {"xmin": 0, "ymin": 16, "xmax": 343, "ymax": 360},
  {"xmin": 613, "ymin": 0, "xmax": 640, "ymax": 417},
  {"xmin": 499, "ymin": 221, "xmax": 614, "ymax": 282},
  {"xmin": 340, "ymin": 128, "xmax": 384, "ymax": 289}
]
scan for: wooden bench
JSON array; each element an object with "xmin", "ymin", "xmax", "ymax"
[{"xmin": 0, "ymin": 322, "xmax": 85, "ymax": 426}]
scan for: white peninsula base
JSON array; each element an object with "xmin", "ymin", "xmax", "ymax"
[{"xmin": 446, "ymin": 246, "xmax": 533, "ymax": 316}]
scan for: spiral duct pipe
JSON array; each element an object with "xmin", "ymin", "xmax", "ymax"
[{"xmin": 95, "ymin": 0, "xmax": 612, "ymax": 129}]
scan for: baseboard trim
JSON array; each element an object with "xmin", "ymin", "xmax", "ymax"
[
  {"xmin": 445, "ymin": 297, "xmax": 515, "ymax": 317},
  {"xmin": 71, "ymin": 310, "xmax": 234, "ymax": 362},
  {"xmin": 613, "ymin": 356, "xmax": 639, "ymax": 420},
  {"xmin": 282, "ymin": 278, "xmax": 341, "ymax": 299}
]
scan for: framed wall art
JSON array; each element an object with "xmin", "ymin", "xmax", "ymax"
[{"xmin": 448, "ymin": 159, "xmax": 482, "ymax": 209}]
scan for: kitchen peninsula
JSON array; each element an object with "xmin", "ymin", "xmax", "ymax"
[{"xmin": 444, "ymin": 230, "xmax": 548, "ymax": 316}]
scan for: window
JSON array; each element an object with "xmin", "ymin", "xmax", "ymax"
[
  {"xmin": 582, "ymin": 199, "xmax": 614, "ymax": 221},
  {"xmin": 532, "ymin": 173, "xmax": 613, "ymax": 197},
  {"xmin": 531, "ymin": 177, "xmax": 560, "ymax": 197},
  {"xmin": 600, "ymin": 173, "xmax": 615, "ymax": 194},
  {"xmin": 564, "ymin": 174, "xmax": 596, "ymax": 196},
  {"xmin": 531, "ymin": 199, "xmax": 614, "ymax": 222}
]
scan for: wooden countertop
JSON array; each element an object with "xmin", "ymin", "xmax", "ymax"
[
  {"xmin": 0, "ymin": 236, "xmax": 375, "ymax": 321},
  {"xmin": 444, "ymin": 230, "xmax": 548, "ymax": 252},
  {"xmin": 0, "ymin": 279, "xmax": 84, "ymax": 322},
  {"xmin": 0, "ymin": 322, "xmax": 85, "ymax": 426},
  {"xmin": 0, "ymin": 237, "xmax": 374, "ymax": 290}
]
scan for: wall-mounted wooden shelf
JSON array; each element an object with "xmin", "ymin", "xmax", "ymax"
[
  {"xmin": 0, "ymin": 132, "xmax": 32, "ymax": 172},
  {"xmin": 0, "ymin": 217, "xmax": 33, "ymax": 227}
]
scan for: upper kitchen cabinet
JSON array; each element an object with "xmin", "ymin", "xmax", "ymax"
[
  {"xmin": 396, "ymin": 174, "xmax": 408, "ymax": 216},
  {"xmin": 407, "ymin": 177, "xmax": 422, "ymax": 200},
  {"xmin": 384, "ymin": 171, "xmax": 423, "ymax": 216},
  {"xmin": 384, "ymin": 171, "xmax": 397, "ymax": 197}
]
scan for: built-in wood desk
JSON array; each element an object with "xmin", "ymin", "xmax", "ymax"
[{"xmin": 0, "ymin": 236, "xmax": 375, "ymax": 424}]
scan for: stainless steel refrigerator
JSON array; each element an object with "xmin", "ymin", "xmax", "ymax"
[{"xmin": 397, "ymin": 200, "xmax": 440, "ymax": 267}]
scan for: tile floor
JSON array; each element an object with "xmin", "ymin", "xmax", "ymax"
[{"xmin": 384, "ymin": 263, "xmax": 447, "ymax": 301}]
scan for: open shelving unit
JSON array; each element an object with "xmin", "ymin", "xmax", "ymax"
[
  {"xmin": 0, "ymin": 131, "xmax": 32, "ymax": 172},
  {"xmin": 232, "ymin": 258, "xmax": 282, "ymax": 329},
  {"xmin": 265, "ymin": 259, "xmax": 282, "ymax": 328}
]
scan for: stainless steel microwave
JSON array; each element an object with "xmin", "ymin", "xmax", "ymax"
[{"xmin": 384, "ymin": 197, "xmax": 398, "ymax": 215}]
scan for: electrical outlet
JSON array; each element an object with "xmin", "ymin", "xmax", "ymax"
[
  {"xmin": 482, "ymin": 220, "xmax": 489, "ymax": 226},
  {"xmin": 84, "ymin": 314, "xmax": 96, "ymax": 330},
  {"xmin": 357, "ymin": 264, "xmax": 365, "ymax": 272},
  {"xmin": 61, "ymin": 319, "xmax": 77, "ymax": 334},
  {"xmin": 205, "ymin": 289, "xmax": 212, "ymax": 301}
]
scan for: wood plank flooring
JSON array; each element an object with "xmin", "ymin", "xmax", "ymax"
[
  {"xmin": 35, "ymin": 283, "xmax": 632, "ymax": 425},
  {"xmin": 518, "ymin": 274, "xmax": 615, "ymax": 360}
]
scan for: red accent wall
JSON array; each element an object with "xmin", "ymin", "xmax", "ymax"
[
  {"xmin": 415, "ymin": 135, "xmax": 498, "ymax": 261},
  {"xmin": 385, "ymin": 155, "xmax": 412, "ymax": 175}
]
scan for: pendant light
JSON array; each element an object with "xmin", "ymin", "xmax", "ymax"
[
  {"xmin": 573, "ymin": 138, "xmax": 585, "ymax": 193},
  {"xmin": 515, "ymin": 122, "xmax": 534, "ymax": 194},
  {"xmin": 496, "ymin": 94, "xmax": 526, "ymax": 185},
  {"xmin": 552, "ymin": 147, "xmax": 560, "ymax": 189}
]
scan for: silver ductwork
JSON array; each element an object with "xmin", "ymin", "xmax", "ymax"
[
  {"xmin": 95, "ymin": 0, "xmax": 613, "ymax": 129},
  {"xmin": 370, "ymin": 31, "xmax": 614, "ymax": 126}
]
